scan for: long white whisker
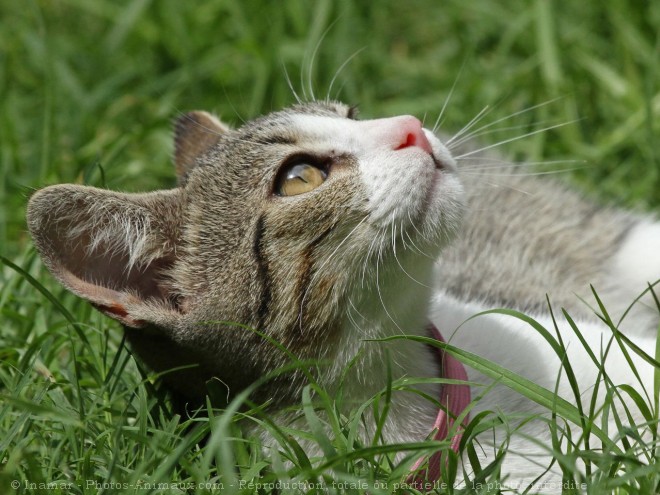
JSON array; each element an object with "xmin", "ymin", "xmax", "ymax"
[
  {"xmin": 403, "ymin": 227, "xmax": 425, "ymax": 257},
  {"xmin": 306, "ymin": 17, "xmax": 340, "ymax": 102},
  {"xmin": 453, "ymin": 120, "xmax": 580, "ymax": 160},
  {"xmin": 446, "ymin": 105, "xmax": 493, "ymax": 146},
  {"xmin": 447, "ymin": 97, "xmax": 564, "ymax": 149},
  {"xmin": 458, "ymin": 167, "xmax": 585, "ymax": 178},
  {"xmin": 375, "ymin": 247, "xmax": 406, "ymax": 334},
  {"xmin": 282, "ymin": 63, "xmax": 303, "ymax": 104},
  {"xmin": 449, "ymin": 120, "xmax": 557, "ymax": 150},
  {"xmin": 458, "ymin": 157, "xmax": 582, "ymax": 167},
  {"xmin": 362, "ymin": 228, "xmax": 383, "ymax": 289},
  {"xmin": 457, "ymin": 160, "xmax": 585, "ymax": 180},
  {"xmin": 361, "ymin": 236, "xmax": 374, "ymax": 289},
  {"xmin": 432, "ymin": 60, "xmax": 466, "ymax": 133},
  {"xmin": 398, "ymin": 218, "xmax": 409, "ymax": 252},
  {"xmin": 346, "ymin": 296, "xmax": 362, "ymax": 333},
  {"xmin": 391, "ymin": 212, "xmax": 398, "ymax": 259},
  {"xmin": 393, "ymin": 248, "xmax": 434, "ymax": 289},
  {"xmin": 406, "ymin": 210, "xmax": 435, "ymax": 259},
  {"xmin": 327, "ymin": 47, "xmax": 367, "ymax": 101}
]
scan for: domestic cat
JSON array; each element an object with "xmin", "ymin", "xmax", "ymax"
[{"xmin": 27, "ymin": 101, "xmax": 659, "ymax": 492}]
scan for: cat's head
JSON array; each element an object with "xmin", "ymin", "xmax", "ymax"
[{"xmin": 27, "ymin": 101, "xmax": 465, "ymax": 403}]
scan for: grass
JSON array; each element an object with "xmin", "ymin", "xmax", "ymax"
[{"xmin": 1, "ymin": 0, "xmax": 659, "ymax": 493}]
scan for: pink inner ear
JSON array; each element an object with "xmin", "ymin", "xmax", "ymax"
[
  {"xmin": 55, "ymin": 231, "xmax": 171, "ymax": 298},
  {"xmin": 40, "ymin": 216, "xmax": 179, "ymax": 328},
  {"xmin": 57, "ymin": 268, "xmax": 150, "ymax": 328},
  {"xmin": 92, "ymin": 303, "xmax": 147, "ymax": 328},
  {"xmin": 28, "ymin": 185, "xmax": 185, "ymax": 328}
]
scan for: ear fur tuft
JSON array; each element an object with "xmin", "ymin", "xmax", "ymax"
[{"xmin": 27, "ymin": 185, "xmax": 185, "ymax": 328}]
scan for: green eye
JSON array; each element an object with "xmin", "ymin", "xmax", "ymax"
[{"xmin": 276, "ymin": 162, "xmax": 328, "ymax": 196}]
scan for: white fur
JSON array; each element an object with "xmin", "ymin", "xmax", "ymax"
[
  {"xmin": 604, "ymin": 221, "xmax": 660, "ymax": 335},
  {"xmin": 430, "ymin": 289, "xmax": 655, "ymax": 488}
]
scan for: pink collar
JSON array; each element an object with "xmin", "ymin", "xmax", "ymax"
[{"xmin": 408, "ymin": 324, "xmax": 471, "ymax": 487}]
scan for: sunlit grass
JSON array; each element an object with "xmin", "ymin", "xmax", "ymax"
[
  {"xmin": 1, "ymin": 251, "xmax": 658, "ymax": 493},
  {"xmin": 1, "ymin": 0, "xmax": 659, "ymax": 493}
]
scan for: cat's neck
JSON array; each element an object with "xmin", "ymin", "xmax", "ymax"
[
  {"xmin": 323, "ymin": 254, "xmax": 441, "ymax": 420},
  {"xmin": 327, "ymin": 285, "xmax": 441, "ymax": 443}
]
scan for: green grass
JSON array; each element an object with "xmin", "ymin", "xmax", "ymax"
[{"xmin": 1, "ymin": 0, "xmax": 659, "ymax": 493}]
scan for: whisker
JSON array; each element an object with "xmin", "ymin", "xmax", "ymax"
[
  {"xmin": 346, "ymin": 296, "xmax": 362, "ymax": 332},
  {"xmin": 458, "ymin": 167, "xmax": 585, "ymax": 178},
  {"xmin": 397, "ymin": 218, "xmax": 409, "ymax": 252},
  {"xmin": 445, "ymin": 105, "xmax": 493, "ymax": 147},
  {"xmin": 453, "ymin": 120, "xmax": 580, "ymax": 160},
  {"xmin": 391, "ymin": 212, "xmax": 398, "ymax": 259},
  {"xmin": 432, "ymin": 60, "xmax": 466, "ymax": 133},
  {"xmin": 482, "ymin": 180, "xmax": 535, "ymax": 196},
  {"xmin": 449, "ymin": 120, "xmax": 559, "ymax": 150},
  {"xmin": 458, "ymin": 158, "xmax": 586, "ymax": 173},
  {"xmin": 306, "ymin": 17, "xmax": 341, "ymax": 102},
  {"xmin": 362, "ymin": 229, "xmax": 381, "ymax": 289},
  {"xmin": 406, "ymin": 210, "xmax": 435, "ymax": 259},
  {"xmin": 458, "ymin": 159, "xmax": 584, "ymax": 172},
  {"xmin": 458, "ymin": 156, "xmax": 580, "ymax": 165},
  {"xmin": 282, "ymin": 63, "xmax": 303, "ymax": 105},
  {"xmin": 327, "ymin": 47, "xmax": 367, "ymax": 101},
  {"xmin": 393, "ymin": 249, "xmax": 434, "ymax": 289},
  {"xmin": 403, "ymin": 228, "xmax": 426, "ymax": 257},
  {"xmin": 447, "ymin": 97, "xmax": 564, "ymax": 149},
  {"xmin": 220, "ymin": 86, "xmax": 248, "ymax": 125},
  {"xmin": 375, "ymin": 247, "xmax": 406, "ymax": 334}
]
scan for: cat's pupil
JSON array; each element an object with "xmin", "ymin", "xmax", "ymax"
[{"xmin": 277, "ymin": 163, "xmax": 327, "ymax": 196}]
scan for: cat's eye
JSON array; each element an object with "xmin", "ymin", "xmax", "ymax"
[{"xmin": 276, "ymin": 162, "xmax": 328, "ymax": 196}]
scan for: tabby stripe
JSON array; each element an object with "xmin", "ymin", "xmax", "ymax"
[
  {"xmin": 296, "ymin": 224, "xmax": 336, "ymax": 326},
  {"xmin": 258, "ymin": 135, "xmax": 296, "ymax": 145},
  {"xmin": 253, "ymin": 213, "xmax": 271, "ymax": 329}
]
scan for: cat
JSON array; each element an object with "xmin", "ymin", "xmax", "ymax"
[{"xmin": 27, "ymin": 101, "xmax": 659, "ymax": 492}]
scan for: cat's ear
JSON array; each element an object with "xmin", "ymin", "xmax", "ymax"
[
  {"xmin": 27, "ymin": 185, "xmax": 185, "ymax": 328},
  {"xmin": 174, "ymin": 111, "xmax": 230, "ymax": 183}
]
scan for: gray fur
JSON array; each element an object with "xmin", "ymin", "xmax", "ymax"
[{"xmin": 440, "ymin": 165, "xmax": 637, "ymax": 317}]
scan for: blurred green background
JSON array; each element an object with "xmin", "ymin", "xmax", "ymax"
[
  {"xmin": 0, "ymin": 2, "xmax": 659, "ymax": 491},
  {"xmin": 1, "ymin": 0, "xmax": 659, "ymax": 258}
]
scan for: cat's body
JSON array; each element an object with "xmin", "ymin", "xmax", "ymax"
[{"xmin": 27, "ymin": 101, "xmax": 659, "ymax": 492}]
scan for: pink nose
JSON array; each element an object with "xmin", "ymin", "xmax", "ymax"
[
  {"xmin": 359, "ymin": 115, "xmax": 434, "ymax": 155},
  {"xmin": 391, "ymin": 116, "xmax": 433, "ymax": 154}
]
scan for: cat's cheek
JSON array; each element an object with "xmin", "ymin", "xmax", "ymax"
[{"xmin": 422, "ymin": 173, "xmax": 466, "ymax": 241}]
